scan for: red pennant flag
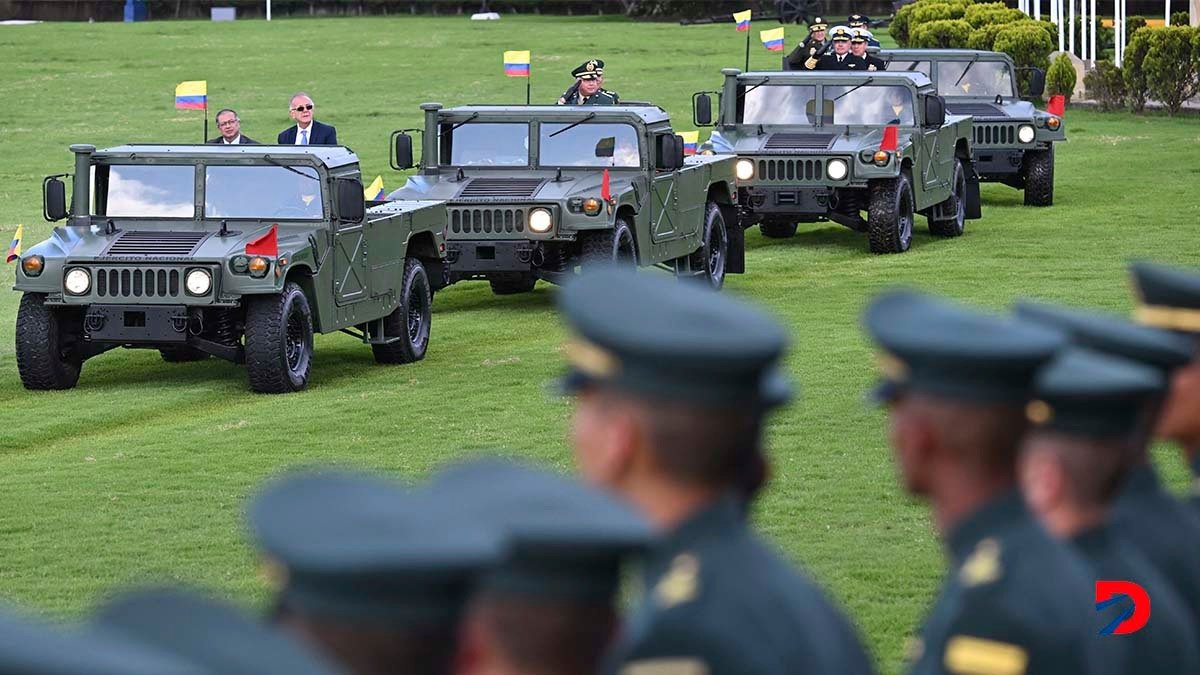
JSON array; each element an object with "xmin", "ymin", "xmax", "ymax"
[
  {"xmin": 600, "ymin": 169, "xmax": 611, "ymax": 203},
  {"xmin": 880, "ymin": 125, "xmax": 898, "ymax": 152},
  {"xmin": 1047, "ymin": 95, "xmax": 1065, "ymax": 117},
  {"xmin": 246, "ymin": 224, "xmax": 278, "ymax": 257}
]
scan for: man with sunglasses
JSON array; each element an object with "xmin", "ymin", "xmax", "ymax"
[
  {"xmin": 207, "ymin": 108, "xmax": 258, "ymax": 145},
  {"xmin": 278, "ymin": 92, "xmax": 337, "ymax": 145}
]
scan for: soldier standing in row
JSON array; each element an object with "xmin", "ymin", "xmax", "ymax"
[
  {"xmin": 815, "ymin": 27, "xmax": 865, "ymax": 71},
  {"xmin": 851, "ymin": 28, "xmax": 886, "ymax": 71},
  {"xmin": 847, "ymin": 15, "xmax": 881, "ymax": 46},
  {"xmin": 558, "ymin": 269, "xmax": 875, "ymax": 675},
  {"xmin": 557, "ymin": 59, "xmax": 619, "ymax": 106},
  {"xmin": 785, "ymin": 16, "xmax": 828, "ymax": 70}
]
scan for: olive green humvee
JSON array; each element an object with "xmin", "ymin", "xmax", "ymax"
[
  {"xmin": 694, "ymin": 69, "xmax": 981, "ymax": 253},
  {"xmin": 876, "ymin": 50, "xmax": 1065, "ymax": 206},
  {"xmin": 386, "ymin": 103, "xmax": 742, "ymax": 293},
  {"xmin": 14, "ymin": 144, "xmax": 447, "ymax": 393}
]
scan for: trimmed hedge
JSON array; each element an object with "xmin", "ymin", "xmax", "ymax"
[
  {"xmin": 1143, "ymin": 26, "xmax": 1200, "ymax": 114},
  {"xmin": 1171, "ymin": 11, "xmax": 1189, "ymax": 26},
  {"xmin": 1083, "ymin": 60, "xmax": 1126, "ymax": 110},
  {"xmin": 967, "ymin": 22, "xmax": 1008, "ymax": 50},
  {"xmin": 1123, "ymin": 27, "xmax": 1156, "ymax": 112},
  {"xmin": 993, "ymin": 22, "xmax": 1054, "ymax": 93},
  {"xmin": 1047, "ymin": 53, "xmax": 1077, "ymax": 102},
  {"xmin": 911, "ymin": 19, "xmax": 973, "ymax": 48},
  {"xmin": 963, "ymin": 3, "xmax": 1024, "ymax": 29}
]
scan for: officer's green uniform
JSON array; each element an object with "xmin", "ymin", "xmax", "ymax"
[
  {"xmin": 1027, "ymin": 347, "xmax": 1200, "ymax": 674},
  {"xmin": 816, "ymin": 28, "xmax": 866, "ymax": 71},
  {"xmin": 558, "ymin": 269, "xmax": 874, "ymax": 675},
  {"xmin": 559, "ymin": 59, "xmax": 619, "ymax": 106},
  {"xmin": 1016, "ymin": 300, "xmax": 1200, "ymax": 633},
  {"xmin": 864, "ymin": 291, "xmax": 1104, "ymax": 675},
  {"xmin": 785, "ymin": 17, "xmax": 828, "ymax": 70}
]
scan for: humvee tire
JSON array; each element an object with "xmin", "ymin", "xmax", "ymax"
[
  {"xmin": 688, "ymin": 201, "xmax": 729, "ymax": 290},
  {"xmin": 928, "ymin": 158, "xmax": 967, "ymax": 238},
  {"xmin": 245, "ymin": 282, "xmax": 313, "ymax": 393},
  {"xmin": 759, "ymin": 221, "xmax": 799, "ymax": 239},
  {"xmin": 868, "ymin": 173, "xmax": 915, "ymax": 254},
  {"xmin": 488, "ymin": 272, "xmax": 537, "ymax": 296},
  {"xmin": 160, "ymin": 347, "xmax": 209, "ymax": 362},
  {"xmin": 1022, "ymin": 148, "xmax": 1054, "ymax": 207},
  {"xmin": 15, "ymin": 293, "xmax": 82, "ymax": 390},
  {"xmin": 373, "ymin": 259, "xmax": 432, "ymax": 365},
  {"xmin": 581, "ymin": 217, "xmax": 636, "ymax": 268}
]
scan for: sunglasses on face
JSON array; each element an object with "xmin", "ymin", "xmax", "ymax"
[{"xmin": 292, "ymin": 104, "xmax": 314, "ymax": 112}]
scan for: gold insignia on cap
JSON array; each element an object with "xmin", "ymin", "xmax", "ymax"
[
  {"xmin": 1134, "ymin": 304, "xmax": 1200, "ymax": 332},
  {"xmin": 904, "ymin": 636, "xmax": 925, "ymax": 663},
  {"xmin": 1025, "ymin": 400, "xmax": 1053, "ymax": 425},
  {"xmin": 959, "ymin": 538, "xmax": 1002, "ymax": 587},
  {"xmin": 565, "ymin": 337, "xmax": 620, "ymax": 379},
  {"xmin": 877, "ymin": 352, "xmax": 909, "ymax": 382},
  {"xmin": 259, "ymin": 557, "xmax": 289, "ymax": 590},
  {"xmin": 654, "ymin": 553, "xmax": 699, "ymax": 609},
  {"xmin": 620, "ymin": 659, "xmax": 709, "ymax": 675},
  {"xmin": 944, "ymin": 636, "xmax": 1028, "ymax": 675},
  {"xmin": 586, "ymin": 60, "xmax": 597, "ymax": 71}
]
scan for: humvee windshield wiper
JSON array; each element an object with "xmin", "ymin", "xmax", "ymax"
[
  {"xmin": 738, "ymin": 77, "xmax": 771, "ymax": 99},
  {"xmin": 906, "ymin": 61, "xmax": 922, "ymax": 71},
  {"xmin": 548, "ymin": 112, "xmax": 596, "ymax": 138},
  {"xmin": 262, "ymin": 155, "xmax": 318, "ymax": 181},
  {"xmin": 832, "ymin": 77, "xmax": 874, "ymax": 101},
  {"xmin": 954, "ymin": 55, "xmax": 980, "ymax": 87},
  {"xmin": 445, "ymin": 112, "xmax": 480, "ymax": 134}
]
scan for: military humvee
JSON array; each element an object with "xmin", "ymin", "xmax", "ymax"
[
  {"xmin": 694, "ymin": 69, "xmax": 980, "ymax": 254},
  {"xmin": 14, "ymin": 144, "xmax": 447, "ymax": 393},
  {"xmin": 386, "ymin": 103, "xmax": 743, "ymax": 292},
  {"xmin": 876, "ymin": 50, "xmax": 1063, "ymax": 206}
]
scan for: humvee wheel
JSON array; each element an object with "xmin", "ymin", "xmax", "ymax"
[
  {"xmin": 759, "ymin": 221, "xmax": 799, "ymax": 239},
  {"xmin": 245, "ymin": 282, "xmax": 313, "ymax": 393},
  {"xmin": 488, "ymin": 272, "xmax": 537, "ymax": 295},
  {"xmin": 928, "ymin": 158, "xmax": 966, "ymax": 237},
  {"xmin": 373, "ymin": 259, "xmax": 432, "ymax": 365},
  {"xmin": 16, "ymin": 293, "xmax": 83, "ymax": 390},
  {"xmin": 867, "ymin": 173, "xmax": 914, "ymax": 254},
  {"xmin": 159, "ymin": 347, "xmax": 208, "ymax": 362},
  {"xmin": 1022, "ymin": 148, "xmax": 1054, "ymax": 207},
  {"xmin": 687, "ymin": 201, "xmax": 729, "ymax": 290},
  {"xmin": 581, "ymin": 217, "xmax": 636, "ymax": 269}
]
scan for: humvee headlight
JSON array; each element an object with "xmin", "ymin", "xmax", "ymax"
[
  {"xmin": 248, "ymin": 256, "xmax": 270, "ymax": 278},
  {"xmin": 231, "ymin": 255, "xmax": 250, "ymax": 274},
  {"xmin": 582, "ymin": 198, "xmax": 603, "ymax": 216},
  {"xmin": 1046, "ymin": 116, "xmax": 1061, "ymax": 130},
  {"xmin": 21, "ymin": 255, "xmax": 44, "ymax": 277},
  {"xmin": 872, "ymin": 150, "xmax": 891, "ymax": 166},
  {"xmin": 185, "ymin": 268, "xmax": 212, "ymax": 296},
  {"xmin": 827, "ymin": 158, "xmax": 849, "ymax": 180},
  {"xmin": 1017, "ymin": 125, "xmax": 1036, "ymax": 143},
  {"xmin": 735, "ymin": 159, "xmax": 755, "ymax": 181},
  {"xmin": 64, "ymin": 268, "xmax": 91, "ymax": 295},
  {"xmin": 529, "ymin": 208, "xmax": 553, "ymax": 233}
]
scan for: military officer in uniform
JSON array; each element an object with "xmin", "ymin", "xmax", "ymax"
[
  {"xmin": 1016, "ymin": 300, "xmax": 1200, "ymax": 632},
  {"xmin": 848, "ymin": 15, "xmax": 881, "ymax": 46},
  {"xmin": 863, "ymin": 290, "xmax": 1103, "ymax": 675},
  {"xmin": 558, "ymin": 59, "xmax": 619, "ymax": 106},
  {"xmin": 1019, "ymin": 347, "xmax": 1200, "ymax": 673},
  {"xmin": 816, "ymin": 27, "xmax": 866, "ymax": 71},
  {"xmin": 1130, "ymin": 262, "xmax": 1200, "ymax": 515},
  {"xmin": 851, "ymin": 28, "xmax": 886, "ymax": 71},
  {"xmin": 785, "ymin": 16, "xmax": 829, "ymax": 70},
  {"xmin": 558, "ymin": 269, "xmax": 875, "ymax": 675}
]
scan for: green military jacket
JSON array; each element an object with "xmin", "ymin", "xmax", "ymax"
[
  {"xmin": 576, "ymin": 89, "xmax": 619, "ymax": 105},
  {"xmin": 1072, "ymin": 524, "xmax": 1200, "ymax": 675},
  {"xmin": 1111, "ymin": 464, "xmax": 1200, "ymax": 633},
  {"xmin": 1190, "ymin": 456, "xmax": 1200, "ymax": 517},
  {"xmin": 607, "ymin": 496, "xmax": 874, "ymax": 675},
  {"xmin": 907, "ymin": 491, "xmax": 1104, "ymax": 675}
]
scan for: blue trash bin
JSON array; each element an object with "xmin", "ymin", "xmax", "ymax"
[{"xmin": 124, "ymin": 0, "xmax": 149, "ymax": 22}]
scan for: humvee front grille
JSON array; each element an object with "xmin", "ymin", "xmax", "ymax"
[
  {"xmin": 946, "ymin": 102, "xmax": 1005, "ymax": 116},
  {"xmin": 764, "ymin": 133, "xmax": 837, "ymax": 151},
  {"xmin": 458, "ymin": 178, "xmax": 545, "ymax": 200},
  {"xmin": 973, "ymin": 124, "xmax": 1017, "ymax": 146},
  {"xmin": 104, "ymin": 231, "xmax": 208, "ymax": 257},
  {"xmin": 450, "ymin": 207, "xmax": 528, "ymax": 235},
  {"xmin": 756, "ymin": 158, "xmax": 825, "ymax": 182},
  {"xmin": 93, "ymin": 266, "xmax": 183, "ymax": 298}
]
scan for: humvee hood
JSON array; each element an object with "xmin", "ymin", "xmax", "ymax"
[
  {"xmin": 34, "ymin": 223, "xmax": 305, "ymax": 261},
  {"xmin": 389, "ymin": 171, "xmax": 634, "ymax": 203},
  {"xmin": 712, "ymin": 128, "xmax": 912, "ymax": 155}
]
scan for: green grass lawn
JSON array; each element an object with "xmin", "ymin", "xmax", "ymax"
[{"xmin": 1, "ymin": 15, "xmax": 1199, "ymax": 674}]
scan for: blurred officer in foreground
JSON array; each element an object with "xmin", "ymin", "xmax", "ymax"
[
  {"xmin": 1019, "ymin": 347, "xmax": 1200, "ymax": 673},
  {"xmin": 864, "ymin": 290, "xmax": 1103, "ymax": 675},
  {"xmin": 785, "ymin": 16, "xmax": 829, "ymax": 70},
  {"xmin": 432, "ymin": 459, "xmax": 652, "ymax": 675},
  {"xmin": 559, "ymin": 268, "xmax": 874, "ymax": 675},
  {"xmin": 94, "ymin": 587, "xmax": 345, "ymax": 675},
  {"xmin": 558, "ymin": 59, "xmax": 619, "ymax": 105},
  {"xmin": 1131, "ymin": 262, "xmax": 1200, "ymax": 512},
  {"xmin": 249, "ymin": 471, "xmax": 503, "ymax": 675},
  {"xmin": 1016, "ymin": 300, "xmax": 1200, "ymax": 631}
]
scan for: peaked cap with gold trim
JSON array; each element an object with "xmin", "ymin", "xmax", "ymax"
[
  {"xmin": 1131, "ymin": 261, "xmax": 1200, "ymax": 336},
  {"xmin": 572, "ymin": 59, "xmax": 605, "ymax": 80},
  {"xmin": 1029, "ymin": 347, "xmax": 1165, "ymax": 438},
  {"xmin": 557, "ymin": 267, "xmax": 791, "ymax": 408}
]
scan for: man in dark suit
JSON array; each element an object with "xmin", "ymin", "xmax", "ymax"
[
  {"xmin": 816, "ymin": 27, "xmax": 866, "ymax": 71},
  {"xmin": 207, "ymin": 108, "xmax": 258, "ymax": 145},
  {"xmin": 278, "ymin": 93, "xmax": 337, "ymax": 145}
]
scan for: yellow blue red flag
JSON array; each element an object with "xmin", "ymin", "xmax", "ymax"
[
  {"xmin": 6, "ymin": 224, "xmax": 23, "ymax": 263},
  {"xmin": 364, "ymin": 176, "xmax": 385, "ymax": 201},
  {"xmin": 680, "ymin": 131, "xmax": 699, "ymax": 155},
  {"xmin": 733, "ymin": 10, "xmax": 751, "ymax": 31},
  {"xmin": 760, "ymin": 28, "xmax": 785, "ymax": 51},
  {"xmin": 503, "ymin": 51, "xmax": 531, "ymax": 77},
  {"xmin": 175, "ymin": 81, "xmax": 207, "ymax": 110}
]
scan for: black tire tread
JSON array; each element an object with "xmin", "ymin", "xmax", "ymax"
[
  {"xmin": 759, "ymin": 221, "xmax": 798, "ymax": 239},
  {"xmin": 373, "ymin": 258, "xmax": 432, "ymax": 365},
  {"xmin": 244, "ymin": 282, "xmax": 312, "ymax": 393},
  {"xmin": 488, "ymin": 272, "xmax": 537, "ymax": 295},
  {"xmin": 580, "ymin": 218, "xmax": 636, "ymax": 268},
  {"xmin": 15, "ymin": 293, "xmax": 81, "ymax": 390},
  {"xmin": 686, "ymin": 201, "xmax": 728, "ymax": 290},
  {"xmin": 1023, "ymin": 148, "xmax": 1054, "ymax": 206},
  {"xmin": 929, "ymin": 158, "xmax": 966, "ymax": 237},
  {"xmin": 867, "ymin": 175, "xmax": 913, "ymax": 254}
]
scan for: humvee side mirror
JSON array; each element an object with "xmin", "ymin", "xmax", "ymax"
[
  {"xmin": 595, "ymin": 136, "xmax": 616, "ymax": 158},
  {"xmin": 923, "ymin": 95, "xmax": 946, "ymax": 128},
  {"xmin": 693, "ymin": 93, "xmax": 714, "ymax": 127},
  {"xmin": 335, "ymin": 178, "xmax": 365, "ymax": 223},
  {"xmin": 391, "ymin": 131, "xmax": 415, "ymax": 170},
  {"xmin": 43, "ymin": 176, "xmax": 68, "ymax": 222},
  {"xmin": 656, "ymin": 135, "xmax": 684, "ymax": 171},
  {"xmin": 1026, "ymin": 68, "xmax": 1046, "ymax": 97}
]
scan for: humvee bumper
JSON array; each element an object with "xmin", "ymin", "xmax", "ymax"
[
  {"xmin": 739, "ymin": 186, "xmax": 834, "ymax": 217},
  {"xmin": 82, "ymin": 304, "xmax": 190, "ymax": 344},
  {"xmin": 446, "ymin": 240, "xmax": 536, "ymax": 274},
  {"xmin": 973, "ymin": 149, "xmax": 1025, "ymax": 179}
]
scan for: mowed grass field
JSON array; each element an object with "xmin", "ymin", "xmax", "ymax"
[{"xmin": 1, "ymin": 14, "xmax": 1199, "ymax": 673}]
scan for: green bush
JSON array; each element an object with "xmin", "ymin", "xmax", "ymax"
[
  {"xmin": 963, "ymin": 3, "xmax": 1024, "ymax": 29},
  {"xmin": 893, "ymin": 0, "xmax": 973, "ymax": 47},
  {"xmin": 1125, "ymin": 15, "xmax": 1147, "ymax": 41},
  {"xmin": 993, "ymin": 22, "xmax": 1054, "ymax": 94},
  {"xmin": 1046, "ymin": 53, "xmax": 1077, "ymax": 102},
  {"xmin": 910, "ymin": 3, "xmax": 960, "ymax": 25},
  {"xmin": 1143, "ymin": 26, "xmax": 1200, "ymax": 114},
  {"xmin": 1035, "ymin": 19, "xmax": 1059, "ymax": 45},
  {"xmin": 1083, "ymin": 59, "xmax": 1126, "ymax": 110},
  {"xmin": 967, "ymin": 23, "xmax": 1007, "ymax": 50},
  {"xmin": 911, "ymin": 18, "xmax": 973, "ymax": 48},
  {"xmin": 1171, "ymin": 11, "xmax": 1190, "ymax": 26},
  {"xmin": 892, "ymin": 3, "xmax": 916, "ymax": 46},
  {"xmin": 1123, "ymin": 27, "xmax": 1156, "ymax": 112}
]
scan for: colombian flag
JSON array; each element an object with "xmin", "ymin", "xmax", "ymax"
[
  {"xmin": 364, "ymin": 176, "xmax": 385, "ymax": 201},
  {"xmin": 760, "ymin": 28, "xmax": 785, "ymax": 52},
  {"xmin": 680, "ymin": 131, "xmax": 699, "ymax": 156},
  {"xmin": 503, "ymin": 51, "xmax": 531, "ymax": 78},
  {"xmin": 6, "ymin": 224, "xmax": 22, "ymax": 263},
  {"xmin": 733, "ymin": 9, "xmax": 751, "ymax": 31},
  {"xmin": 175, "ymin": 81, "xmax": 207, "ymax": 110}
]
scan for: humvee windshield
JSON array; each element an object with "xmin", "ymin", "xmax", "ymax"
[
  {"xmin": 99, "ymin": 164, "xmax": 195, "ymax": 218},
  {"xmin": 826, "ymin": 85, "xmax": 915, "ymax": 126},
  {"xmin": 936, "ymin": 60, "xmax": 1014, "ymax": 97},
  {"xmin": 540, "ymin": 123, "xmax": 641, "ymax": 168},
  {"xmin": 741, "ymin": 85, "xmax": 818, "ymax": 124},
  {"xmin": 444, "ymin": 122, "xmax": 529, "ymax": 167},
  {"xmin": 206, "ymin": 165, "xmax": 323, "ymax": 220}
]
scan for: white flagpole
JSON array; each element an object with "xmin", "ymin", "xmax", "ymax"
[
  {"xmin": 266, "ymin": 0, "xmax": 272, "ymax": 21},
  {"xmin": 1035, "ymin": 0, "xmax": 1042, "ymax": 20},
  {"xmin": 1057, "ymin": 0, "xmax": 1065, "ymax": 52},
  {"xmin": 1090, "ymin": 0, "xmax": 1097, "ymax": 62},
  {"xmin": 1081, "ymin": 0, "xmax": 1089, "ymax": 61},
  {"xmin": 1069, "ymin": 0, "xmax": 1076, "ymax": 55}
]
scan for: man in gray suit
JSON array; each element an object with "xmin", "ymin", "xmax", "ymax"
[{"xmin": 207, "ymin": 108, "xmax": 258, "ymax": 145}]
